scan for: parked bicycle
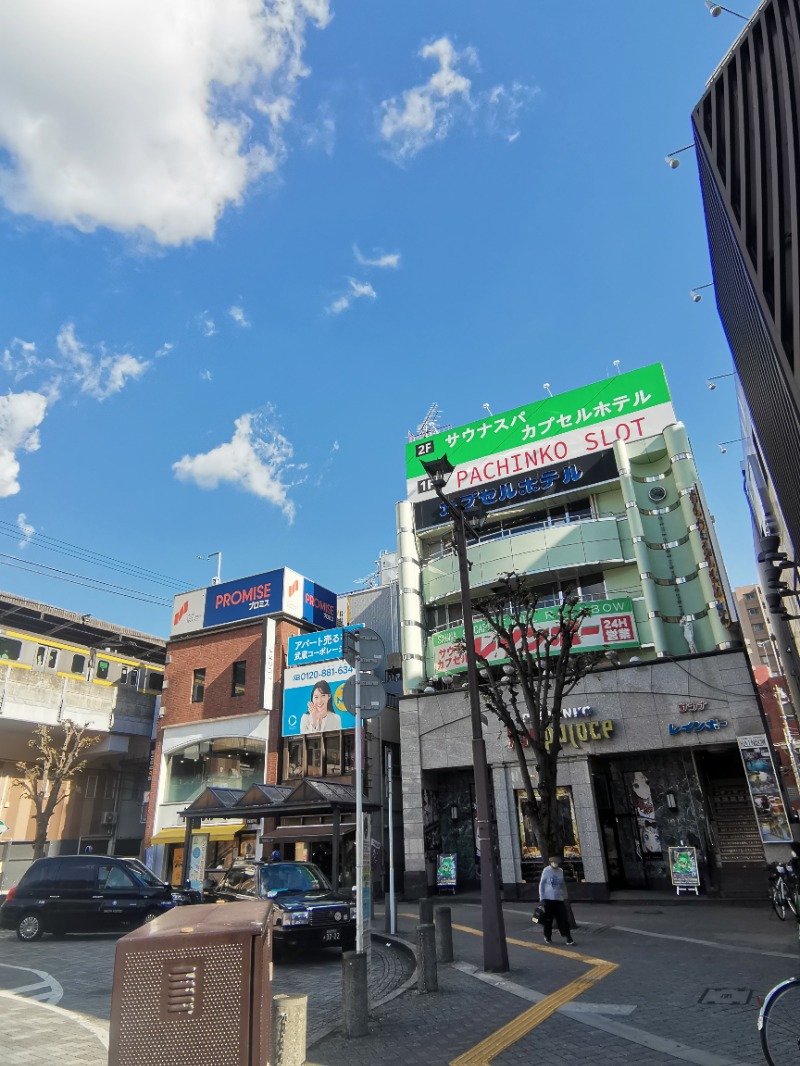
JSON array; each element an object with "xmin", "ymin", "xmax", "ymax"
[
  {"xmin": 769, "ymin": 860, "xmax": 798, "ymax": 921},
  {"xmin": 758, "ymin": 976, "xmax": 800, "ymax": 1065}
]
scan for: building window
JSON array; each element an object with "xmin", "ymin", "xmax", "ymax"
[
  {"xmin": 148, "ymin": 671, "xmax": 163, "ymax": 691},
  {"xmin": 231, "ymin": 661, "xmax": 246, "ymax": 698},
  {"xmin": 85, "ymin": 774, "xmax": 98, "ymax": 800},
  {"xmin": 166, "ymin": 737, "xmax": 266, "ymax": 804},
  {"xmin": 191, "ymin": 668, "xmax": 206, "ymax": 703},
  {"xmin": 753, "ymin": 622, "xmax": 766, "ymax": 632},
  {"xmin": 70, "ymin": 653, "xmax": 86, "ymax": 675},
  {"xmin": 745, "ymin": 591, "xmax": 756, "ymax": 600},
  {"xmin": 324, "ymin": 734, "xmax": 342, "ymax": 775},
  {"xmin": 748, "ymin": 607, "xmax": 760, "ymax": 616},
  {"xmin": 343, "ymin": 734, "xmax": 356, "ymax": 775},
  {"xmin": 307, "ymin": 737, "xmax": 323, "ymax": 777},
  {"xmin": 286, "ymin": 738, "xmax": 304, "ymax": 778}
]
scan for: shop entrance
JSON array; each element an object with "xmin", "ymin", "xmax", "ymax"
[{"xmin": 592, "ymin": 767, "xmax": 649, "ymax": 889}]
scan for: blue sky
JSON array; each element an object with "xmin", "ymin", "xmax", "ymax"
[{"xmin": 0, "ymin": 1, "xmax": 759, "ymax": 637}]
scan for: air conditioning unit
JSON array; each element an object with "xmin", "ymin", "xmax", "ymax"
[{"xmin": 102, "ymin": 811, "xmax": 118, "ymax": 827}]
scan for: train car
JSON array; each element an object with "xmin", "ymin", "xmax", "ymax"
[{"xmin": 0, "ymin": 625, "xmax": 164, "ymax": 694}]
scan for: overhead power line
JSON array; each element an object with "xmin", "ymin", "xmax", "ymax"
[{"xmin": 0, "ymin": 553, "xmax": 172, "ymax": 608}]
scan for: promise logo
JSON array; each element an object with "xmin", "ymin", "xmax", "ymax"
[
  {"xmin": 287, "ymin": 580, "xmax": 299, "ymax": 597},
  {"xmin": 173, "ymin": 601, "xmax": 189, "ymax": 627}
]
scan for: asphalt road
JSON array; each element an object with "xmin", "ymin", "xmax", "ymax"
[{"xmin": 0, "ymin": 922, "xmax": 414, "ymax": 1045}]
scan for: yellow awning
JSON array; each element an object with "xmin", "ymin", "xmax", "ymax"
[{"xmin": 150, "ymin": 821, "xmax": 248, "ymax": 845}]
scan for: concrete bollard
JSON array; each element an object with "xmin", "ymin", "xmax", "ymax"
[
  {"xmin": 417, "ymin": 922, "xmax": 438, "ymax": 993},
  {"xmin": 271, "ymin": 993, "xmax": 307, "ymax": 1066},
  {"xmin": 342, "ymin": 950, "xmax": 369, "ymax": 1038},
  {"xmin": 419, "ymin": 897, "xmax": 434, "ymax": 925},
  {"xmin": 434, "ymin": 905, "xmax": 453, "ymax": 964}
]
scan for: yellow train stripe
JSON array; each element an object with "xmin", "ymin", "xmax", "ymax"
[{"xmin": 3, "ymin": 629, "xmax": 163, "ymax": 671}]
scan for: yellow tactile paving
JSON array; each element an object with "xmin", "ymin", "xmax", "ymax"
[{"xmin": 398, "ymin": 912, "xmax": 618, "ymax": 1066}]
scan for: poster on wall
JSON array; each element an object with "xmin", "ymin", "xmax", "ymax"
[
  {"xmin": 737, "ymin": 734, "xmax": 792, "ymax": 843},
  {"xmin": 627, "ymin": 771, "xmax": 663, "ymax": 858},
  {"xmin": 516, "ymin": 787, "xmax": 581, "ymax": 860},
  {"xmin": 668, "ymin": 845, "xmax": 700, "ymax": 887}
]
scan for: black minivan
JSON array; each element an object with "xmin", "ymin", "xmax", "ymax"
[{"xmin": 0, "ymin": 855, "xmax": 175, "ymax": 941}]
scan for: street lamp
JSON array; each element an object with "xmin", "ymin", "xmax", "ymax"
[{"xmin": 420, "ymin": 454, "xmax": 509, "ymax": 973}]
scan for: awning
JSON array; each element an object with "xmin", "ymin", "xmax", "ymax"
[
  {"xmin": 261, "ymin": 823, "xmax": 357, "ymax": 842},
  {"xmin": 150, "ymin": 821, "xmax": 248, "ymax": 845}
]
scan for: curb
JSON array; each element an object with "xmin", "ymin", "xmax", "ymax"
[
  {"xmin": 306, "ymin": 930, "xmax": 418, "ymax": 1049},
  {"xmin": 0, "ymin": 989, "xmax": 109, "ymax": 1051}
]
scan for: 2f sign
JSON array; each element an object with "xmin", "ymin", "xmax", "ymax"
[{"xmin": 416, "ymin": 441, "xmax": 434, "ymax": 457}]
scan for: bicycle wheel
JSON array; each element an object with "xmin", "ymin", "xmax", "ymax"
[
  {"xmin": 787, "ymin": 887, "xmax": 798, "ymax": 917},
  {"xmin": 771, "ymin": 885, "xmax": 788, "ymax": 920},
  {"xmin": 759, "ymin": 978, "xmax": 800, "ymax": 1066}
]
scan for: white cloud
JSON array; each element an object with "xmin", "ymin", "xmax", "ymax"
[
  {"xmin": 198, "ymin": 311, "xmax": 217, "ymax": 337},
  {"xmin": 380, "ymin": 37, "xmax": 473, "ymax": 161},
  {"xmin": 0, "ymin": 391, "xmax": 48, "ymax": 497},
  {"xmin": 173, "ymin": 409, "xmax": 297, "ymax": 519},
  {"xmin": 56, "ymin": 323, "xmax": 150, "ymax": 400},
  {"xmin": 155, "ymin": 342, "xmax": 174, "ymax": 358},
  {"xmin": 483, "ymin": 81, "xmax": 539, "ymax": 140},
  {"xmin": 326, "ymin": 277, "xmax": 377, "ymax": 315},
  {"xmin": 16, "ymin": 512, "xmax": 35, "ymax": 548},
  {"xmin": 353, "ymin": 245, "xmax": 400, "ymax": 269},
  {"xmin": 0, "ymin": 1, "xmax": 331, "ymax": 246},
  {"xmin": 200, "ymin": 369, "xmax": 213, "ymax": 382},
  {"xmin": 1, "ymin": 337, "xmax": 42, "ymax": 381},
  {"xmin": 228, "ymin": 304, "xmax": 250, "ymax": 328}
]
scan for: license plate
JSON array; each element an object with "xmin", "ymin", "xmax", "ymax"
[{"xmin": 323, "ymin": 929, "xmax": 341, "ymax": 942}]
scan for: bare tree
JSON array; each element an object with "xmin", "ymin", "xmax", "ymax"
[
  {"xmin": 13, "ymin": 721, "xmax": 100, "ymax": 859},
  {"xmin": 470, "ymin": 574, "xmax": 606, "ymax": 861}
]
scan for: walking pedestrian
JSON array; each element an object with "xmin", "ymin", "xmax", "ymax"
[{"xmin": 539, "ymin": 855, "xmax": 575, "ymax": 946}]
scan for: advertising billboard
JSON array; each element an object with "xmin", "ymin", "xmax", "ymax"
[
  {"xmin": 413, "ymin": 449, "xmax": 618, "ymax": 532},
  {"xmin": 170, "ymin": 567, "xmax": 337, "ymax": 637},
  {"xmin": 737, "ymin": 733, "xmax": 792, "ymax": 843},
  {"xmin": 203, "ymin": 569, "xmax": 284, "ymax": 629},
  {"xmin": 287, "ymin": 626, "xmax": 363, "ymax": 667},
  {"xmin": 430, "ymin": 597, "xmax": 639, "ymax": 676},
  {"xmin": 405, "ymin": 363, "xmax": 675, "ymax": 504},
  {"xmin": 282, "ymin": 658, "xmax": 356, "ymax": 736}
]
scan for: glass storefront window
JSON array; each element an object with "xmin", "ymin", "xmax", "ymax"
[
  {"xmin": 286, "ymin": 739, "xmax": 304, "ymax": 778},
  {"xmin": 324, "ymin": 734, "xmax": 341, "ymax": 775},
  {"xmin": 307, "ymin": 737, "xmax": 322, "ymax": 777},
  {"xmin": 166, "ymin": 737, "xmax": 266, "ymax": 803}
]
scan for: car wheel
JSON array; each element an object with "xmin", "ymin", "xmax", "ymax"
[{"xmin": 17, "ymin": 913, "xmax": 45, "ymax": 942}]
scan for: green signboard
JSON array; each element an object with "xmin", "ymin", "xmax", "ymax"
[
  {"xmin": 406, "ymin": 363, "xmax": 674, "ymax": 500},
  {"xmin": 431, "ymin": 597, "xmax": 639, "ymax": 676}
]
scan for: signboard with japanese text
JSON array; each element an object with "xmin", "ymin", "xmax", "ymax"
[
  {"xmin": 187, "ymin": 832, "xmax": 210, "ymax": 892},
  {"xmin": 436, "ymin": 853, "xmax": 457, "ymax": 891},
  {"xmin": 282, "ymin": 658, "xmax": 356, "ymax": 736},
  {"xmin": 170, "ymin": 567, "xmax": 337, "ymax": 636},
  {"xmin": 406, "ymin": 364, "xmax": 675, "ymax": 503},
  {"xmin": 413, "ymin": 449, "xmax": 617, "ymax": 532},
  {"xmin": 287, "ymin": 626, "xmax": 364, "ymax": 667},
  {"xmin": 430, "ymin": 597, "xmax": 639, "ymax": 676},
  {"xmin": 737, "ymin": 733, "xmax": 792, "ymax": 843}
]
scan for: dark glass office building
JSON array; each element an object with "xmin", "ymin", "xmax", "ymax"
[{"xmin": 692, "ymin": 0, "xmax": 800, "ymax": 554}]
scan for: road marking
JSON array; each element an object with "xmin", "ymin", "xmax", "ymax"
[
  {"xmin": 611, "ymin": 925, "xmax": 798, "ymax": 960},
  {"xmin": 0, "ymin": 962, "xmax": 63, "ymax": 1005}
]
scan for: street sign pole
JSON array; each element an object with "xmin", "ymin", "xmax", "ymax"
[
  {"xmin": 386, "ymin": 747, "xmax": 396, "ymax": 935},
  {"xmin": 355, "ymin": 648, "xmax": 364, "ymax": 955}
]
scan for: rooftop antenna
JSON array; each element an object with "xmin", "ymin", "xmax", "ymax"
[
  {"xmin": 408, "ymin": 402, "xmax": 451, "ymax": 441},
  {"xmin": 543, "ymin": 383, "xmax": 553, "ymax": 397},
  {"xmin": 482, "ymin": 403, "xmax": 493, "ymax": 416},
  {"xmin": 613, "ymin": 359, "xmax": 621, "ymax": 375}
]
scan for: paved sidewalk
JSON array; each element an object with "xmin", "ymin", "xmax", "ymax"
[{"xmin": 1, "ymin": 991, "xmax": 109, "ymax": 1065}]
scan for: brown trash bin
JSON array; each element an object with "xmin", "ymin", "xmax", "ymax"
[{"xmin": 108, "ymin": 901, "xmax": 273, "ymax": 1066}]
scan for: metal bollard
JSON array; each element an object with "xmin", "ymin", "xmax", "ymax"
[
  {"xmin": 342, "ymin": 950, "xmax": 369, "ymax": 1037},
  {"xmin": 434, "ymin": 906, "xmax": 453, "ymax": 963},
  {"xmin": 419, "ymin": 897, "xmax": 434, "ymax": 925},
  {"xmin": 271, "ymin": 994, "xmax": 307, "ymax": 1066},
  {"xmin": 417, "ymin": 922, "xmax": 438, "ymax": 993}
]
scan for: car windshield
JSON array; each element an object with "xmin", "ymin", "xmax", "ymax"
[
  {"xmin": 258, "ymin": 863, "xmax": 331, "ymax": 896},
  {"xmin": 125, "ymin": 861, "xmax": 166, "ymax": 888}
]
